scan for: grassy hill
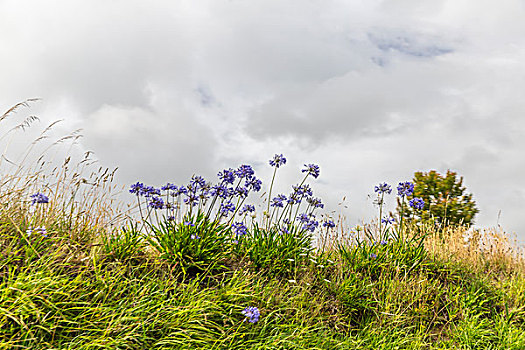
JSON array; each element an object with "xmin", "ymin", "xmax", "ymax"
[{"xmin": 1, "ymin": 102, "xmax": 524, "ymax": 349}]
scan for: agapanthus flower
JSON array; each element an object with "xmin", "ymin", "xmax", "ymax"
[
  {"xmin": 239, "ymin": 204, "xmax": 255, "ymax": 215},
  {"xmin": 241, "ymin": 306, "xmax": 260, "ymax": 323},
  {"xmin": 287, "ymin": 193, "xmax": 301, "ymax": 205},
  {"xmin": 235, "ymin": 186, "xmax": 249, "ymax": 198},
  {"xmin": 397, "ymin": 181, "xmax": 414, "ymax": 197},
  {"xmin": 302, "ymin": 164, "xmax": 320, "ymax": 178},
  {"xmin": 149, "ymin": 196, "xmax": 165, "ymax": 209},
  {"xmin": 232, "ymin": 222, "xmax": 248, "ymax": 237},
  {"xmin": 184, "ymin": 221, "xmax": 195, "ymax": 227},
  {"xmin": 218, "ymin": 168, "xmax": 236, "ymax": 184},
  {"xmin": 279, "ymin": 225, "xmax": 290, "ymax": 234},
  {"xmin": 374, "ymin": 183, "xmax": 392, "ymax": 195},
  {"xmin": 235, "ymin": 165, "xmax": 255, "ymax": 178},
  {"xmin": 245, "ymin": 176, "xmax": 262, "ymax": 192},
  {"xmin": 271, "ymin": 194, "xmax": 287, "ymax": 208},
  {"xmin": 370, "ymin": 253, "xmax": 378, "ymax": 259},
  {"xmin": 381, "ymin": 216, "xmax": 395, "ymax": 224},
  {"xmin": 296, "ymin": 213, "xmax": 310, "ymax": 224},
  {"xmin": 190, "ymin": 234, "xmax": 200, "ymax": 240},
  {"xmin": 190, "ymin": 175, "xmax": 207, "ymax": 189},
  {"xmin": 184, "ymin": 193, "xmax": 199, "ymax": 206},
  {"xmin": 30, "ymin": 193, "xmax": 49, "ymax": 204},
  {"xmin": 269, "ymin": 154, "xmax": 287, "ymax": 168},
  {"xmin": 143, "ymin": 185, "xmax": 161, "ymax": 197},
  {"xmin": 307, "ymin": 197, "xmax": 324, "ymax": 209},
  {"xmin": 210, "ymin": 184, "xmax": 230, "ymax": 199},
  {"xmin": 380, "ymin": 240, "xmax": 388, "ymax": 245},
  {"xmin": 161, "ymin": 183, "xmax": 178, "ymax": 191},
  {"xmin": 173, "ymin": 186, "xmax": 188, "ymax": 197},
  {"xmin": 303, "ymin": 219, "xmax": 319, "ymax": 232},
  {"xmin": 220, "ymin": 201, "xmax": 236, "ymax": 216},
  {"xmin": 129, "ymin": 182, "xmax": 144, "ymax": 195},
  {"xmin": 409, "ymin": 197, "xmax": 425, "ymax": 210},
  {"xmin": 323, "ymin": 220, "xmax": 335, "ymax": 228}
]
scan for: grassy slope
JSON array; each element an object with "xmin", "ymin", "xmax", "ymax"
[
  {"xmin": 1, "ymin": 102, "xmax": 524, "ymax": 349},
  {"xmin": 2, "ymin": 219, "xmax": 525, "ymax": 349}
]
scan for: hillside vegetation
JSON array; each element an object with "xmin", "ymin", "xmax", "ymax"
[{"xmin": 1, "ymin": 102, "xmax": 524, "ymax": 349}]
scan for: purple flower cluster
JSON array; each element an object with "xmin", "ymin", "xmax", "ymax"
[
  {"xmin": 302, "ymin": 164, "xmax": 320, "ymax": 179},
  {"xmin": 323, "ymin": 220, "xmax": 335, "ymax": 228},
  {"xmin": 397, "ymin": 182, "xmax": 414, "ymax": 197},
  {"xmin": 269, "ymin": 154, "xmax": 287, "ymax": 168},
  {"xmin": 381, "ymin": 216, "xmax": 395, "ymax": 224},
  {"xmin": 409, "ymin": 197, "xmax": 425, "ymax": 210},
  {"xmin": 231, "ymin": 222, "xmax": 248, "ymax": 238},
  {"xmin": 30, "ymin": 193, "xmax": 49, "ymax": 205},
  {"xmin": 271, "ymin": 194, "xmax": 287, "ymax": 208},
  {"xmin": 374, "ymin": 183, "xmax": 392, "ymax": 195},
  {"xmin": 242, "ymin": 306, "xmax": 260, "ymax": 323},
  {"xmin": 239, "ymin": 204, "xmax": 255, "ymax": 215}
]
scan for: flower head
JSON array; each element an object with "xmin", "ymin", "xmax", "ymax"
[
  {"xmin": 323, "ymin": 220, "xmax": 335, "ymax": 228},
  {"xmin": 269, "ymin": 154, "xmax": 287, "ymax": 168},
  {"xmin": 381, "ymin": 216, "xmax": 395, "ymax": 224},
  {"xmin": 374, "ymin": 183, "xmax": 392, "ymax": 195},
  {"xmin": 219, "ymin": 201, "xmax": 236, "ymax": 216},
  {"xmin": 409, "ymin": 197, "xmax": 425, "ymax": 210},
  {"xmin": 245, "ymin": 176, "xmax": 262, "ymax": 192},
  {"xmin": 239, "ymin": 204, "xmax": 255, "ymax": 215},
  {"xmin": 303, "ymin": 219, "xmax": 319, "ymax": 232},
  {"xmin": 271, "ymin": 194, "xmax": 287, "ymax": 208},
  {"xmin": 231, "ymin": 222, "xmax": 248, "ymax": 238},
  {"xmin": 161, "ymin": 183, "xmax": 178, "ymax": 191},
  {"xmin": 218, "ymin": 168, "xmax": 236, "ymax": 185},
  {"xmin": 241, "ymin": 306, "xmax": 260, "ymax": 323},
  {"xmin": 30, "ymin": 193, "xmax": 49, "ymax": 205},
  {"xmin": 149, "ymin": 196, "xmax": 165, "ymax": 209},
  {"xmin": 235, "ymin": 165, "xmax": 255, "ymax": 178},
  {"xmin": 302, "ymin": 164, "xmax": 320, "ymax": 178},
  {"xmin": 397, "ymin": 182, "xmax": 414, "ymax": 197},
  {"xmin": 370, "ymin": 253, "xmax": 378, "ymax": 259},
  {"xmin": 129, "ymin": 182, "xmax": 144, "ymax": 195}
]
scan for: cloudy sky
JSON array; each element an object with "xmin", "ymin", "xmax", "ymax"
[{"xmin": 1, "ymin": 0, "xmax": 524, "ymax": 242}]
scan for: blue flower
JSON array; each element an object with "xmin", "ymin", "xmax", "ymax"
[
  {"xmin": 296, "ymin": 213, "xmax": 310, "ymax": 224},
  {"xmin": 30, "ymin": 193, "xmax": 49, "ymax": 204},
  {"xmin": 279, "ymin": 225, "xmax": 290, "ymax": 234},
  {"xmin": 184, "ymin": 193, "xmax": 199, "ymax": 206},
  {"xmin": 161, "ymin": 183, "xmax": 178, "ymax": 191},
  {"xmin": 370, "ymin": 253, "xmax": 377, "ymax": 259},
  {"xmin": 381, "ymin": 216, "xmax": 395, "ymax": 224},
  {"xmin": 220, "ymin": 201, "xmax": 236, "ymax": 216},
  {"xmin": 148, "ymin": 196, "xmax": 165, "ymax": 209},
  {"xmin": 211, "ymin": 184, "xmax": 230, "ymax": 199},
  {"xmin": 374, "ymin": 183, "xmax": 392, "ymax": 194},
  {"xmin": 380, "ymin": 240, "xmax": 388, "ymax": 245},
  {"xmin": 190, "ymin": 234, "xmax": 200, "ymax": 239},
  {"xmin": 232, "ymin": 222, "xmax": 248, "ymax": 237},
  {"xmin": 245, "ymin": 176, "xmax": 262, "ymax": 192},
  {"xmin": 302, "ymin": 164, "xmax": 320, "ymax": 179},
  {"xmin": 409, "ymin": 197, "xmax": 425, "ymax": 210},
  {"xmin": 241, "ymin": 306, "xmax": 260, "ymax": 323},
  {"xmin": 271, "ymin": 194, "xmax": 287, "ymax": 208},
  {"xmin": 323, "ymin": 220, "xmax": 335, "ymax": 228},
  {"xmin": 239, "ymin": 204, "xmax": 255, "ymax": 215},
  {"xmin": 235, "ymin": 165, "xmax": 255, "ymax": 178},
  {"xmin": 129, "ymin": 182, "xmax": 144, "ymax": 195},
  {"xmin": 307, "ymin": 197, "xmax": 324, "ymax": 209},
  {"xmin": 218, "ymin": 168, "xmax": 236, "ymax": 185},
  {"xmin": 184, "ymin": 221, "xmax": 195, "ymax": 227},
  {"xmin": 235, "ymin": 186, "xmax": 249, "ymax": 198},
  {"xmin": 190, "ymin": 175, "xmax": 207, "ymax": 189},
  {"xmin": 269, "ymin": 154, "xmax": 287, "ymax": 168},
  {"xmin": 397, "ymin": 182, "xmax": 414, "ymax": 197},
  {"xmin": 303, "ymin": 220, "xmax": 319, "ymax": 232}
]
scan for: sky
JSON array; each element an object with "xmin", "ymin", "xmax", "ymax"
[{"xmin": 1, "ymin": 0, "xmax": 524, "ymax": 243}]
